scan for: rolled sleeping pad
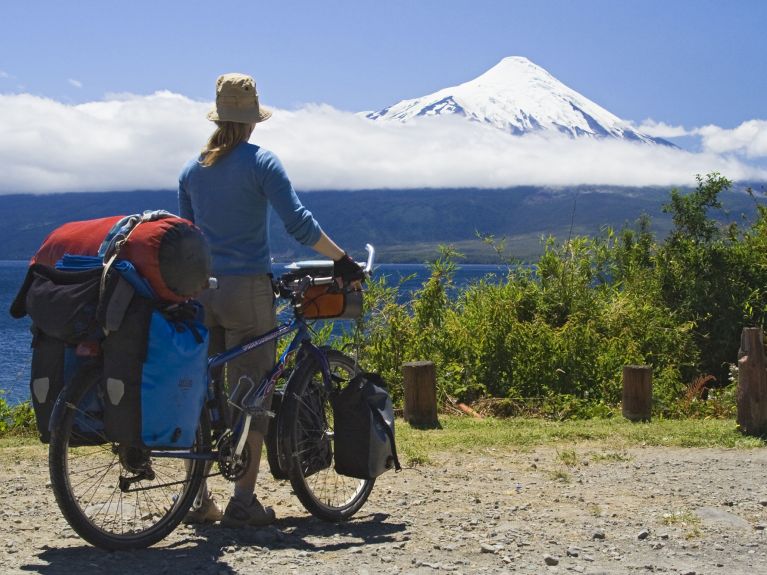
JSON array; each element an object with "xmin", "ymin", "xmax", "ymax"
[{"xmin": 32, "ymin": 215, "xmax": 211, "ymax": 303}]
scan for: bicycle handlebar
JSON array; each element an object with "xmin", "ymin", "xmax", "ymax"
[
  {"xmin": 207, "ymin": 244, "xmax": 374, "ymax": 293},
  {"xmin": 363, "ymin": 243, "xmax": 375, "ymax": 274},
  {"xmin": 277, "ymin": 243, "xmax": 375, "ymax": 300}
]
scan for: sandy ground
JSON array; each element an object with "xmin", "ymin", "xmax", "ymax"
[{"xmin": 1, "ymin": 444, "xmax": 766, "ymax": 575}]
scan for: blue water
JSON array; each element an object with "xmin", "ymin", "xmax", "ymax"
[{"xmin": 0, "ymin": 261, "xmax": 508, "ymax": 405}]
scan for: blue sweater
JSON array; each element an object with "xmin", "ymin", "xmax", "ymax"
[{"xmin": 178, "ymin": 143, "xmax": 322, "ymax": 275}]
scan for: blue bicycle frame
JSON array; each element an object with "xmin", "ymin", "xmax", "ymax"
[
  {"xmin": 153, "ymin": 313, "xmax": 333, "ymax": 462},
  {"xmin": 153, "ymin": 243, "xmax": 373, "ymax": 462}
]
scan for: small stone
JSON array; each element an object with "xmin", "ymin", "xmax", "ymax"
[
  {"xmin": 543, "ymin": 555, "xmax": 559, "ymax": 566},
  {"xmin": 592, "ymin": 530, "xmax": 606, "ymax": 540},
  {"xmin": 755, "ymin": 523, "xmax": 767, "ymax": 531},
  {"xmin": 637, "ymin": 529, "xmax": 650, "ymax": 540},
  {"xmin": 480, "ymin": 543, "xmax": 497, "ymax": 554},
  {"xmin": 759, "ymin": 499, "xmax": 767, "ymax": 507},
  {"xmin": 567, "ymin": 547, "xmax": 580, "ymax": 557}
]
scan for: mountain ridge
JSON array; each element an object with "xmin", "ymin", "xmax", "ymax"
[{"xmin": 0, "ymin": 185, "xmax": 761, "ymax": 263}]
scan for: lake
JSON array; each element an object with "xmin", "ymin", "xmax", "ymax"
[{"xmin": 0, "ymin": 260, "xmax": 509, "ymax": 405}]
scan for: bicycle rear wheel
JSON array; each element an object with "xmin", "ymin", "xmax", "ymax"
[
  {"xmin": 280, "ymin": 349, "xmax": 375, "ymax": 521},
  {"xmin": 48, "ymin": 365, "xmax": 209, "ymax": 550}
]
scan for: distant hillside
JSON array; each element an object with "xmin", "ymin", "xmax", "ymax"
[{"xmin": 0, "ymin": 185, "xmax": 763, "ymax": 263}]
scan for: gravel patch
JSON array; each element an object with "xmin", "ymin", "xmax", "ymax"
[{"xmin": 2, "ymin": 445, "xmax": 766, "ymax": 574}]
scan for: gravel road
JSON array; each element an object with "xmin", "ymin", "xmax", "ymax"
[{"xmin": 2, "ymin": 444, "xmax": 766, "ymax": 575}]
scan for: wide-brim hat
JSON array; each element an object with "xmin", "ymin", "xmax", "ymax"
[{"xmin": 207, "ymin": 73, "xmax": 272, "ymax": 124}]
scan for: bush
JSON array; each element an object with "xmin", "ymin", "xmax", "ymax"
[
  {"xmin": 0, "ymin": 396, "xmax": 36, "ymax": 436},
  {"xmin": 358, "ymin": 226, "xmax": 694, "ymax": 414},
  {"xmin": 355, "ymin": 172, "xmax": 764, "ymax": 419}
]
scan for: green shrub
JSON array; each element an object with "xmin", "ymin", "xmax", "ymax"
[
  {"xmin": 351, "ymin": 172, "xmax": 766, "ymax": 419},
  {"xmin": 0, "ymin": 396, "xmax": 36, "ymax": 437}
]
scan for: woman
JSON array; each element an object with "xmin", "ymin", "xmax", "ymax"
[{"xmin": 178, "ymin": 73, "xmax": 363, "ymax": 527}]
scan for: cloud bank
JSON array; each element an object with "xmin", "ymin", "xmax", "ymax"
[{"xmin": 0, "ymin": 91, "xmax": 765, "ymax": 194}]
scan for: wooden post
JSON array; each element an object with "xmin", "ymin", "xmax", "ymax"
[
  {"xmin": 402, "ymin": 361, "xmax": 439, "ymax": 428},
  {"xmin": 622, "ymin": 365, "xmax": 652, "ymax": 422},
  {"xmin": 737, "ymin": 327, "xmax": 767, "ymax": 436}
]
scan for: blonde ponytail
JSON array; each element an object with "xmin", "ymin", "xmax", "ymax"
[{"xmin": 199, "ymin": 121, "xmax": 254, "ymax": 167}]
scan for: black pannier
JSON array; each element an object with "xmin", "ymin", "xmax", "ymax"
[
  {"xmin": 13, "ymin": 264, "xmax": 106, "ymax": 444},
  {"xmin": 12, "ymin": 264, "xmax": 102, "ymax": 343},
  {"xmin": 331, "ymin": 373, "xmax": 401, "ymax": 479}
]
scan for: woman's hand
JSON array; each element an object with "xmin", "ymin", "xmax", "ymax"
[{"xmin": 333, "ymin": 253, "xmax": 365, "ymax": 290}]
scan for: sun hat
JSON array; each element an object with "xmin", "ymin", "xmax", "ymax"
[{"xmin": 207, "ymin": 73, "xmax": 272, "ymax": 124}]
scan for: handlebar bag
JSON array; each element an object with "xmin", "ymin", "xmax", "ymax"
[
  {"xmin": 101, "ymin": 297, "xmax": 209, "ymax": 449},
  {"xmin": 330, "ymin": 373, "xmax": 401, "ymax": 479},
  {"xmin": 299, "ymin": 285, "xmax": 363, "ymax": 320}
]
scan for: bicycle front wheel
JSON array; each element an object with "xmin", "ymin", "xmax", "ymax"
[
  {"xmin": 48, "ymin": 366, "xmax": 209, "ymax": 550},
  {"xmin": 281, "ymin": 349, "xmax": 375, "ymax": 521}
]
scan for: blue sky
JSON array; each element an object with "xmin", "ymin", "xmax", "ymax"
[{"xmin": 1, "ymin": 0, "xmax": 766, "ymax": 192}]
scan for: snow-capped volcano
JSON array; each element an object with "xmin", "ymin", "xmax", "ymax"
[{"xmin": 367, "ymin": 56, "xmax": 672, "ymax": 146}]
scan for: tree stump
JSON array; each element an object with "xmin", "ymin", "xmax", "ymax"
[
  {"xmin": 622, "ymin": 365, "xmax": 652, "ymax": 422},
  {"xmin": 402, "ymin": 361, "xmax": 439, "ymax": 428},
  {"xmin": 737, "ymin": 327, "xmax": 767, "ymax": 436}
]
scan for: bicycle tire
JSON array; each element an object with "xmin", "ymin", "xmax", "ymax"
[
  {"xmin": 280, "ymin": 349, "xmax": 375, "ymax": 521},
  {"xmin": 48, "ymin": 364, "xmax": 210, "ymax": 550}
]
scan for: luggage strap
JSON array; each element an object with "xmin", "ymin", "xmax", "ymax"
[{"xmin": 98, "ymin": 210, "xmax": 175, "ymax": 300}]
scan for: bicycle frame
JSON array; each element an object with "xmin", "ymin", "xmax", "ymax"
[
  {"xmin": 151, "ymin": 313, "xmax": 333, "ymax": 462},
  {"xmin": 152, "ymin": 243, "xmax": 373, "ymax": 463}
]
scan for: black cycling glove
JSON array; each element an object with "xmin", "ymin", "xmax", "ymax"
[{"xmin": 333, "ymin": 253, "xmax": 365, "ymax": 284}]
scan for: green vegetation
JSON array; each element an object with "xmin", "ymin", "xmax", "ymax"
[
  {"xmin": 394, "ymin": 416, "xmax": 764, "ymax": 459},
  {"xmin": 353, "ymin": 173, "xmax": 767, "ymax": 419},
  {"xmin": 0, "ymin": 397, "xmax": 35, "ymax": 437},
  {"xmin": 661, "ymin": 509, "xmax": 703, "ymax": 539},
  {"xmin": 4, "ymin": 172, "xmax": 767, "ymax": 443}
]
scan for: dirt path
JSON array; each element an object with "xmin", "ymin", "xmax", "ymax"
[{"xmin": 2, "ymin": 444, "xmax": 766, "ymax": 575}]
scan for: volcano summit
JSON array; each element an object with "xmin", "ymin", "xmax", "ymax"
[{"xmin": 367, "ymin": 56, "xmax": 673, "ymax": 146}]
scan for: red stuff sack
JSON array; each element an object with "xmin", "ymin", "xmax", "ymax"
[
  {"xmin": 33, "ymin": 216, "xmax": 123, "ymax": 266},
  {"xmin": 31, "ymin": 213, "xmax": 211, "ymax": 303}
]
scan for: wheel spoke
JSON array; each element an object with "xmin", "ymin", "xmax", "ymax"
[
  {"xmin": 49, "ymin": 373, "xmax": 209, "ymax": 549},
  {"xmin": 283, "ymin": 351, "xmax": 375, "ymax": 521}
]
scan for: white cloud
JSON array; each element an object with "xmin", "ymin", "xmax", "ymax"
[
  {"xmin": 697, "ymin": 120, "xmax": 767, "ymax": 158},
  {"xmin": 635, "ymin": 119, "xmax": 692, "ymax": 138},
  {"xmin": 0, "ymin": 70, "xmax": 9, "ymax": 79},
  {"xmin": 0, "ymin": 91, "xmax": 765, "ymax": 194},
  {"xmin": 67, "ymin": 78, "xmax": 83, "ymax": 88}
]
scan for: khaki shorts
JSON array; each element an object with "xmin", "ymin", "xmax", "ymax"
[{"xmin": 197, "ymin": 274, "xmax": 277, "ymax": 434}]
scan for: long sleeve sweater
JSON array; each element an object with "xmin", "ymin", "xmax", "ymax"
[{"xmin": 178, "ymin": 142, "xmax": 322, "ymax": 275}]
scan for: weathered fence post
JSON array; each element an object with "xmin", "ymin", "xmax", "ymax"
[
  {"xmin": 622, "ymin": 365, "xmax": 652, "ymax": 422},
  {"xmin": 401, "ymin": 361, "xmax": 439, "ymax": 428},
  {"xmin": 737, "ymin": 327, "xmax": 767, "ymax": 435}
]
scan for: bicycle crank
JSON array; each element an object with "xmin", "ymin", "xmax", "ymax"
[{"xmin": 216, "ymin": 430, "xmax": 251, "ymax": 481}]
